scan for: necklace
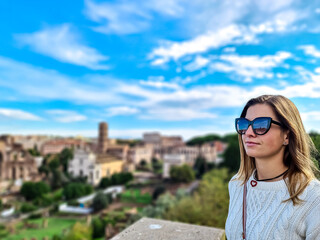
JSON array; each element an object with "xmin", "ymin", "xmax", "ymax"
[{"xmin": 250, "ymin": 169, "xmax": 288, "ymax": 187}]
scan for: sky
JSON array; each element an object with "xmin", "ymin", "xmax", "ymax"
[{"xmin": 1, "ymin": 0, "xmax": 320, "ymax": 141}]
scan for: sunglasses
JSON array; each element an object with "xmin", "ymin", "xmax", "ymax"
[{"xmin": 235, "ymin": 117, "xmax": 283, "ymax": 135}]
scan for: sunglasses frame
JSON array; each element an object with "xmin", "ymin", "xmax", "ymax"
[{"xmin": 235, "ymin": 117, "xmax": 283, "ymax": 135}]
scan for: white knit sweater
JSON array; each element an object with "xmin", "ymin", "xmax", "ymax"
[{"xmin": 225, "ymin": 173, "xmax": 320, "ymax": 240}]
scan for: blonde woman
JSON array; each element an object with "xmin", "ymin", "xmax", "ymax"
[{"xmin": 225, "ymin": 95, "xmax": 320, "ymax": 240}]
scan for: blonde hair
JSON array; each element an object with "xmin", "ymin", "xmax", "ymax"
[{"xmin": 236, "ymin": 95, "xmax": 318, "ymax": 205}]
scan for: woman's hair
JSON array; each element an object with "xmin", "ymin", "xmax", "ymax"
[{"xmin": 236, "ymin": 94, "xmax": 318, "ymax": 205}]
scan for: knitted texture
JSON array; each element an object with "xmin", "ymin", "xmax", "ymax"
[{"xmin": 225, "ymin": 173, "xmax": 320, "ymax": 240}]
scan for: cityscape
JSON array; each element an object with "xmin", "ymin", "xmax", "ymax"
[
  {"xmin": 0, "ymin": 122, "xmax": 230, "ymax": 239},
  {"xmin": 1, "ymin": 0, "xmax": 320, "ymax": 239}
]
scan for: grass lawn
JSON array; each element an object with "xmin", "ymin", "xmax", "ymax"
[
  {"xmin": 120, "ymin": 189, "xmax": 152, "ymax": 204},
  {"xmin": 3, "ymin": 217, "xmax": 83, "ymax": 240}
]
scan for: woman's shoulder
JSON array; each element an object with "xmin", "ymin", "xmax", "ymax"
[
  {"xmin": 228, "ymin": 174, "xmax": 243, "ymax": 189},
  {"xmin": 301, "ymin": 178, "xmax": 320, "ymax": 202}
]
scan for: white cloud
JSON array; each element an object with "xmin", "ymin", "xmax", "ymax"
[
  {"xmin": 0, "ymin": 108, "xmax": 42, "ymax": 121},
  {"xmin": 15, "ymin": 24, "xmax": 109, "ymax": 70},
  {"xmin": 184, "ymin": 56, "xmax": 210, "ymax": 72},
  {"xmin": 139, "ymin": 80, "xmax": 180, "ymax": 89},
  {"xmin": 149, "ymin": 24, "xmax": 257, "ymax": 65},
  {"xmin": 46, "ymin": 110, "xmax": 87, "ymax": 123},
  {"xmin": 141, "ymin": 107, "xmax": 217, "ymax": 121},
  {"xmin": 171, "ymin": 71, "xmax": 207, "ymax": 84},
  {"xmin": 223, "ymin": 47, "xmax": 236, "ymax": 53},
  {"xmin": 301, "ymin": 111, "xmax": 320, "ymax": 121},
  {"xmin": 84, "ymin": 0, "xmax": 183, "ymax": 35},
  {"xmin": 210, "ymin": 51, "xmax": 292, "ymax": 82},
  {"xmin": 298, "ymin": 45, "xmax": 320, "ymax": 58},
  {"xmin": 106, "ymin": 106, "xmax": 139, "ymax": 117},
  {"xmin": 0, "ymin": 56, "xmax": 122, "ymax": 104}
]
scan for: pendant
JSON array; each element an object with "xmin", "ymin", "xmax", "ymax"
[{"xmin": 250, "ymin": 180, "xmax": 257, "ymax": 187}]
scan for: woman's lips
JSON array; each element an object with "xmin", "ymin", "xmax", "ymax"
[{"xmin": 245, "ymin": 141, "xmax": 259, "ymax": 147}]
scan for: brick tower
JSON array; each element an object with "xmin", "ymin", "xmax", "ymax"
[{"xmin": 98, "ymin": 122, "xmax": 108, "ymax": 153}]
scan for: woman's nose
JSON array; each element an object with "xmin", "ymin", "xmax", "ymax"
[{"xmin": 245, "ymin": 124, "xmax": 256, "ymax": 136}]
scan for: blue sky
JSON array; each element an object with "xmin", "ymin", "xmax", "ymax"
[{"xmin": 1, "ymin": 0, "xmax": 320, "ymax": 140}]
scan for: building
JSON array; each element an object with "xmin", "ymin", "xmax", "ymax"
[
  {"xmin": 41, "ymin": 138, "xmax": 86, "ymax": 155},
  {"xmin": 127, "ymin": 144, "xmax": 154, "ymax": 169},
  {"xmin": 68, "ymin": 122, "xmax": 125, "ymax": 186},
  {"xmin": 0, "ymin": 135, "xmax": 38, "ymax": 182},
  {"xmin": 68, "ymin": 148, "xmax": 123, "ymax": 186},
  {"xmin": 12, "ymin": 135, "xmax": 51, "ymax": 151},
  {"xmin": 162, "ymin": 154, "xmax": 186, "ymax": 178},
  {"xmin": 143, "ymin": 132, "xmax": 184, "ymax": 150}
]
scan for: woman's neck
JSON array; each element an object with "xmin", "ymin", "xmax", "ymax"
[{"xmin": 255, "ymin": 157, "xmax": 288, "ymax": 181}]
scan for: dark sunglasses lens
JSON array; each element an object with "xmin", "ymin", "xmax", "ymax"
[
  {"xmin": 253, "ymin": 118, "xmax": 270, "ymax": 135},
  {"xmin": 237, "ymin": 119, "xmax": 248, "ymax": 134}
]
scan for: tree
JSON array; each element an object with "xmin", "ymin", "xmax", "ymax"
[
  {"xmin": 193, "ymin": 155, "xmax": 208, "ymax": 179},
  {"xmin": 63, "ymin": 183, "xmax": 93, "ymax": 200},
  {"xmin": 92, "ymin": 192, "xmax": 108, "ymax": 212},
  {"xmin": 170, "ymin": 164, "xmax": 195, "ymax": 183},
  {"xmin": 186, "ymin": 134, "xmax": 222, "ymax": 146},
  {"xmin": 20, "ymin": 181, "xmax": 50, "ymax": 201},
  {"xmin": 164, "ymin": 168, "xmax": 231, "ymax": 228},
  {"xmin": 62, "ymin": 222, "xmax": 92, "ymax": 240},
  {"xmin": 152, "ymin": 185, "xmax": 166, "ymax": 200},
  {"xmin": 91, "ymin": 218, "xmax": 105, "ymax": 238},
  {"xmin": 60, "ymin": 148, "xmax": 73, "ymax": 174},
  {"xmin": 220, "ymin": 135, "xmax": 240, "ymax": 173},
  {"xmin": 152, "ymin": 158, "xmax": 163, "ymax": 173},
  {"xmin": 28, "ymin": 144, "xmax": 41, "ymax": 157},
  {"xmin": 99, "ymin": 177, "xmax": 112, "ymax": 189},
  {"xmin": 49, "ymin": 158, "xmax": 60, "ymax": 171},
  {"xmin": 310, "ymin": 131, "xmax": 320, "ymax": 170}
]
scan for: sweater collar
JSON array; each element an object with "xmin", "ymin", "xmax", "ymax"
[{"xmin": 248, "ymin": 170, "xmax": 287, "ymax": 191}]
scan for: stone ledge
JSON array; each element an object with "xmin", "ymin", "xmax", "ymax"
[{"xmin": 111, "ymin": 217, "xmax": 225, "ymax": 240}]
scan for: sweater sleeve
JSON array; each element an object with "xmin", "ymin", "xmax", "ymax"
[{"xmin": 305, "ymin": 194, "xmax": 320, "ymax": 239}]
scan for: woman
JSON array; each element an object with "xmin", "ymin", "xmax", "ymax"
[{"xmin": 225, "ymin": 95, "xmax": 320, "ymax": 240}]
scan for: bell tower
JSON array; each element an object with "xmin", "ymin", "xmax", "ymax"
[{"xmin": 98, "ymin": 122, "xmax": 108, "ymax": 153}]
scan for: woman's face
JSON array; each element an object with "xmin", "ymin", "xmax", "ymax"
[{"xmin": 242, "ymin": 104, "xmax": 288, "ymax": 161}]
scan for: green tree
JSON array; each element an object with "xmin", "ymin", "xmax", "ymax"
[
  {"xmin": 20, "ymin": 202, "xmax": 37, "ymax": 213},
  {"xmin": 63, "ymin": 183, "xmax": 93, "ymax": 200},
  {"xmin": 165, "ymin": 168, "xmax": 231, "ymax": 228},
  {"xmin": 20, "ymin": 181, "xmax": 50, "ymax": 201},
  {"xmin": 186, "ymin": 134, "xmax": 222, "ymax": 146},
  {"xmin": 91, "ymin": 218, "xmax": 105, "ymax": 238},
  {"xmin": 152, "ymin": 158, "xmax": 163, "ymax": 173},
  {"xmin": 170, "ymin": 164, "xmax": 195, "ymax": 183},
  {"xmin": 220, "ymin": 135, "xmax": 240, "ymax": 173},
  {"xmin": 60, "ymin": 148, "xmax": 74, "ymax": 174},
  {"xmin": 92, "ymin": 192, "xmax": 108, "ymax": 212},
  {"xmin": 49, "ymin": 158, "xmax": 60, "ymax": 171},
  {"xmin": 310, "ymin": 131, "xmax": 320, "ymax": 170},
  {"xmin": 99, "ymin": 177, "xmax": 112, "ymax": 189},
  {"xmin": 193, "ymin": 155, "xmax": 208, "ymax": 179},
  {"xmin": 62, "ymin": 222, "xmax": 92, "ymax": 240}
]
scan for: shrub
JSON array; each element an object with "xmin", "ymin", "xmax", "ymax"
[
  {"xmin": 20, "ymin": 202, "xmax": 37, "ymax": 213},
  {"xmin": 20, "ymin": 181, "xmax": 50, "ymax": 201},
  {"xmin": 170, "ymin": 164, "xmax": 195, "ymax": 183},
  {"xmin": 152, "ymin": 185, "xmax": 166, "ymax": 200},
  {"xmin": 32, "ymin": 195, "xmax": 53, "ymax": 207},
  {"xmin": 91, "ymin": 217, "xmax": 105, "ymax": 238},
  {"xmin": 92, "ymin": 192, "xmax": 108, "ymax": 212},
  {"xmin": 63, "ymin": 183, "xmax": 93, "ymax": 200},
  {"xmin": 28, "ymin": 213, "xmax": 42, "ymax": 219},
  {"xmin": 99, "ymin": 177, "xmax": 112, "ymax": 189},
  {"xmin": 68, "ymin": 199, "xmax": 79, "ymax": 207}
]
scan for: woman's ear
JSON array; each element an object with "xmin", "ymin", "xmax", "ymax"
[{"xmin": 283, "ymin": 130, "xmax": 290, "ymax": 146}]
